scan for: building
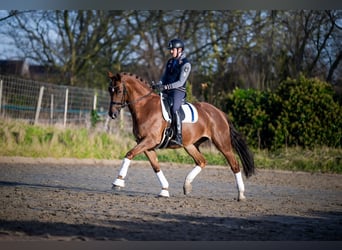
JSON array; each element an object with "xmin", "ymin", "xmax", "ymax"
[{"xmin": 0, "ymin": 59, "xmax": 60, "ymax": 82}]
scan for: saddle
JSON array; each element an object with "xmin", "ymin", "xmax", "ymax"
[
  {"xmin": 156, "ymin": 93, "xmax": 198, "ymax": 149},
  {"xmin": 160, "ymin": 93, "xmax": 198, "ymax": 124}
]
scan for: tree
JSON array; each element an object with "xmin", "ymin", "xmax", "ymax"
[
  {"xmin": 4, "ymin": 10, "xmax": 129, "ymax": 87},
  {"xmin": 1, "ymin": 10, "xmax": 341, "ymax": 97},
  {"xmin": 276, "ymin": 10, "xmax": 342, "ymax": 83},
  {"xmin": 0, "ymin": 10, "xmax": 20, "ymax": 22}
]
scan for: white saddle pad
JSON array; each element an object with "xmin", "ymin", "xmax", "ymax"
[{"xmin": 160, "ymin": 94, "xmax": 198, "ymax": 123}]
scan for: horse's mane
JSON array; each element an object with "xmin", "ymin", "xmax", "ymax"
[{"xmin": 120, "ymin": 72, "xmax": 151, "ymax": 88}]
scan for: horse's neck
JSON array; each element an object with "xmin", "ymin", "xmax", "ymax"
[
  {"xmin": 125, "ymin": 81, "xmax": 155, "ymax": 115},
  {"xmin": 127, "ymin": 88, "xmax": 150, "ymax": 102},
  {"xmin": 125, "ymin": 78, "xmax": 149, "ymax": 98},
  {"xmin": 127, "ymin": 94, "xmax": 159, "ymax": 131}
]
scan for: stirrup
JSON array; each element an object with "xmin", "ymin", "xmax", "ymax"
[
  {"xmin": 169, "ymin": 140, "xmax": 183, "ymax": 146},
  {"xmin": 169, "ymin": 137, "xmax": 183, "ymax": 146}
]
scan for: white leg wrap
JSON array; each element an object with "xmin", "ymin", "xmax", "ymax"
[
  {"xmin": 112, "ymin": 158, "xmax": 131, "ymax": 187},
  {"xmin": 159, "ymin": 189, "xmax": 170, "ymax": 197},
  {"xmin": 118, "ymin": 158, "xmax": 131, "ymax": 178},
  {"xmin": 156, "ymin": 170, "xmax": 169, "ymax": 189},
  {"xmin": 113, "ymin": 178, "xmax": 125, "ymax": 187},
  {"xmin": 185, "ymin": 166, "xmax": 202, "ymax": 184},
  {"xmin": 235, "ymin": 172, "xmax": 245, "ymax": 192}
]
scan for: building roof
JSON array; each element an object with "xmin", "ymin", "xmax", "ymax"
[{"xmin": 0, "ymin": 59, "xmax": 30, "ymax": 77}]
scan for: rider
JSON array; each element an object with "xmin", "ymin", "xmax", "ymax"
[{"xmin": 153, "ymin": 38, "xmax": 191, "ymax": 146}]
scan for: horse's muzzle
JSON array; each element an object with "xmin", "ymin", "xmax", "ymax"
[{"xmin": 108, "ymin": 110, "xmax": 119, "ymax": 119}]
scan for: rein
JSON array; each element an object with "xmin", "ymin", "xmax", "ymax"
[{"xmin": 110, "ymin": 81, "xmax": 154, "ymax": 108}]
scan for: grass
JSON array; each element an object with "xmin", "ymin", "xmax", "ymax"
[
  {"xmin": 0, "ymin": 119, "xmax": 341, "ymax": 174},
  {"xmin": 254, "ymin": 147, "xmax": 342, "ymax": 174},
  {"xmin": 0, "ymin": 119, "xmax": 133, "ymax": 159}
]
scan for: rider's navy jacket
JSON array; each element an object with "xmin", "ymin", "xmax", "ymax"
[{"xmin": 160, "ymin": 53, "xmax": 191, "ymax": 93}]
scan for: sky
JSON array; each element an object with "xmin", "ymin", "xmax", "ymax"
[{"xmin": 0, "ymin": 10, "xmax": 23, "ymax": 60}]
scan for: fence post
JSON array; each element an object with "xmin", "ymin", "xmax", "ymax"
[
  {"xmin": 104, "ymin": 116, "xmax": 110, "ymax": 132},
  {"xmin": 0, "ymin": 80, "xmax": 3, "ymax": 115},
  {"xmin": 93, "ymin": 93, "xmax": 97, "ymax": 110},
  {"xmin": 50, "ymin": 94, "xmax": 54, "ymax": 124},
  {"xmin": 63, "ymin": 88, "xmax": 69, "ymax": 128},
  {"xmin": 34, "ymin": 86, "xmax": 45, "ymax": 125}
]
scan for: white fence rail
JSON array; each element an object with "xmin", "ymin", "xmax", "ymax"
[{"xmin": 0, "ymin": 75, "xmax": 130, "ymax": 131}]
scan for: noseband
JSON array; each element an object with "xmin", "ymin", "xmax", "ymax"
[{"xmin": 108, "ymin": 82, "xmax": 127, "ymax": 109}]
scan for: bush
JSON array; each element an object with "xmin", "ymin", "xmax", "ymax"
[
  {"xmin": 275, "ymin": 75, "xmax": 342, "ymax": 148},
  {"xmin": 224, "ymin": 75, "xmax": 342, "ymax": 149},
  {"xmin": 225, "ymin": 88, "xmax": 281, "ymax": 149}
]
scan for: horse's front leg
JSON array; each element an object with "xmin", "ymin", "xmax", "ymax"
[
  {"xmin": 144, "ymin": 149, "xmax": 170, "ymax": 197},
  {"xmin": 112, "ymin": 138, "xmax": 170, "ymax": 197},
  {"xmin": 112, "ymin": 157, "xmax": 131, "ymax": 189},
  {"xmin": 112, "ymin": 139, "xmax": 150, "ymax": 190}
]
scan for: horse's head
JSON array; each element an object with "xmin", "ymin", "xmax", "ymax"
[{"xmin": 108, "ymin": 71, "xmax": 127, "ymax": 119}]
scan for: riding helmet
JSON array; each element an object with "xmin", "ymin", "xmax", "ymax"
[{"xmin": 167, "ymin": 39, "xmax": 184, "ymax": 50}]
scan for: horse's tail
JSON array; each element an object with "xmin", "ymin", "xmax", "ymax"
[{"xmin": 228, "ymin": 118, "xmax": 255, "ymax": 178}]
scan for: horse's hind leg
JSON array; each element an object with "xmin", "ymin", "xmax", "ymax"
[
  {"xmin": 223, "ymin": 150, "xmax": 246, "ymax": 201},
  {"xmin": 212, "ymin": 136, "xmax": 246, "ymax": 201},
  {"xmin": 183, "ymin": 144, "xmax": 207, "ymax": 195},
  {"xmin": 144, "ymin": 149, "xmax": 170, "ymax": 197}
]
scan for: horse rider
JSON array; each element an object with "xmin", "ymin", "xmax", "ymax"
[{"xmin": 153, "ymin": 38, "xmax": 191, "ymax": 146}]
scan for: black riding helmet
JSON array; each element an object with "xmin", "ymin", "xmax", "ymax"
[{"xmin": 167, "ymin": 39, "xmax": 184, "ymax": 50}]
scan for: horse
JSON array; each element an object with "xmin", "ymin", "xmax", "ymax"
[{"xmin": 108, "ymin": 72, "xmax": 255, "ymax": 201}]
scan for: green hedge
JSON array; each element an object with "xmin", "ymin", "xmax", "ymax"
[{"xmin": 224, "ymin": 75, "xmax": 342, "ymax": 149}]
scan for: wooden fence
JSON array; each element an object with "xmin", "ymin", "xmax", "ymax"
[{"xmin": 0, "ymin": 75, "xmax": 131, "ymax": 132}]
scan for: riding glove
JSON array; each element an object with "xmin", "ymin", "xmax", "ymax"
[{"xmin": 152, "ymin": 83, "xmax": 166, "ymax": 91}]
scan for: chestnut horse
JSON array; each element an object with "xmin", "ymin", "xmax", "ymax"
[{"xmin": 108, "ymin": 72, "xmax": 255, "ymax": 201}]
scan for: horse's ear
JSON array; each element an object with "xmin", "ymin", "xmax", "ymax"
[
  {"xmin": 108, "ymin": 71, "xmax": 114, "ymax": 78},
  {"xmin": 116, "ymin": 73, "xmax": 121, "ymax": 81}
]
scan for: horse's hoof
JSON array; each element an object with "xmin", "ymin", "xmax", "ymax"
[
  {"xmin": 112, "ymin": 184, "xmax": 122, "ymax": 191},
  {"xmin": 112, "ymin": 179, "xmax": 125, "ymax": 188},
  {"xmin": 158, "ymin": 189, "xmax": 170, "ymax": 198},
  {"xmin": 183, "ymin": 182, "xmax": 192, "ymax": 195},
  {"xmin": 237, "ymin": 192, "xmax": 246, "ymax": 201}
]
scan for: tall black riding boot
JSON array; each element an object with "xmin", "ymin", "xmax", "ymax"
[{"xmin": 170, "ymin": 110, "xmax": 183, "ymax": 146}]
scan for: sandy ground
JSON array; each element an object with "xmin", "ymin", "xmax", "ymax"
[{"xmin": 0, "ymin": 156, "xmax": 341, "ymax": 241}]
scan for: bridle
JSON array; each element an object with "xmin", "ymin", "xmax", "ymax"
[
  {"xmin": 108, "ymin": 79, "xmax": 154, "ymax": 110},
  {"xmin": 108, "ymin": 83, "xmax": 126, "ymax": 108}
]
